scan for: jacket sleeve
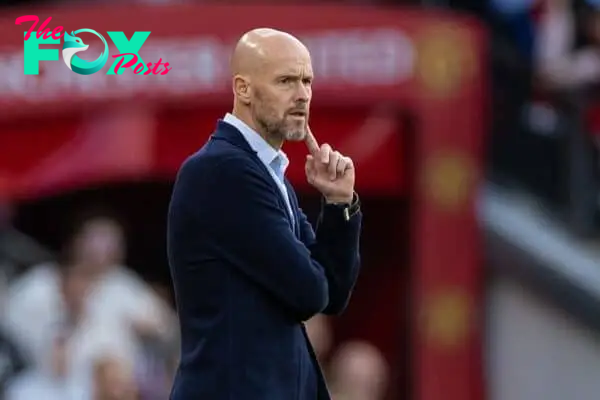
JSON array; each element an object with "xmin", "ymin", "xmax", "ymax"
[
  {"xmin": 172, "ymin": 155, "xmax": 329, "ymax": 321},
  {"xmin": 296, "ymin": 194, "xmax": 362, "ymax": 315}
]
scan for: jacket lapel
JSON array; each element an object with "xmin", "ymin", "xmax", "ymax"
[
  {"xmin": 211, "ymin": 121, "xmax": 295, "ymax": 231},
  {"xmin": 284, "ymin": 179, "xmax": 302, "ymax": 239}
]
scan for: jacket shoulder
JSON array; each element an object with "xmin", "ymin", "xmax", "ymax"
[{"xmin": 177, "ymin": 140, "xmax": 260, "ymax": 183}]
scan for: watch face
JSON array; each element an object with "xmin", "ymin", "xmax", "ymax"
[{"xmin": 343, "ymin": 208, "xmax": 350, "ymax": 221}]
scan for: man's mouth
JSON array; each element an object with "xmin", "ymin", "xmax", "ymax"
[{"xmin": 288, "ymin": 110, "xmax": 306, "ymax": 117}]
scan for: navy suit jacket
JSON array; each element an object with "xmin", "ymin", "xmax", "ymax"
[{"xmin": 167, "ymin": 120, "xmax": 362, "ymax": 400}]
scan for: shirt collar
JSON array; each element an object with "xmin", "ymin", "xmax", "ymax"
[{"xmin": 223, "ymin": 113, "xmax": 289, "ymax": 174}]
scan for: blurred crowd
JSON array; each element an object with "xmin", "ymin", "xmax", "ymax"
[
  {"xmin": 487, "ymin": 0, "xmax": 600, "ymax": 235},
  {"xmin": 305, "ymin": 316, "xmax": 390, "ymax": 400},
  {"xmin": 0, "ymin": 196, "xmax": 391, "ymax": 400},
  {"xmin": 0, "ymin": 201, "xmax": 180, "ymax": 400}
]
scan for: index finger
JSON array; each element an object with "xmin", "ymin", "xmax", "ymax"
[{"xmin": 304, "ymin": 125, "xmax": 320, "ymax": 156}]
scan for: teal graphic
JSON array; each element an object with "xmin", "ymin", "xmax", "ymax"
[{"xmin": 62, "ymin": 29, "xmax": 109, "ymax": 75}]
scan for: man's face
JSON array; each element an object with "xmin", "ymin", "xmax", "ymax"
[
  {"xmin": 250, "ymin": 52, "xmax": 313, "ymax": 143},
  {"xmin": 73, "ymin": 218, "xmax": 124, "ymax": 270}
]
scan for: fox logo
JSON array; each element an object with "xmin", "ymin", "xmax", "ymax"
[
  {"xmin": 61, "ymin": 29, "xmax": 108, "ymax": 75},
  {"xmin": 62, "ymin": 31, "xmax": 88, "ymax": 69}
]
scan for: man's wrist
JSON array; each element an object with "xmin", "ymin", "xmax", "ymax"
[
  {"xmin": 324, "ymin": 191, "xmax": 356, "ymax": 205},
  {"xmin": 324, "ymin": 196, "xmax": 353, "ymax": 205},
  {"xmin": 322, "ymin": 192, "xmax": 360, "ymax": 221}
]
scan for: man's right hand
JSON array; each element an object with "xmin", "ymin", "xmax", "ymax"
[{"xmin": 304, "ymin": 126, "xmax": 355, "ymax": 204}]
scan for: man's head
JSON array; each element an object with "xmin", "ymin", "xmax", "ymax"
[
  {"xmin": 231, "ymin": 28, "xmax": 313, "ymax": 148},
  {"xmin": 329, "ymin": 341, "xmax": 389, "ymax": 400},
  {"xmin": 69, "ymin": 215, "xmax": 125, "ymax": 273}
]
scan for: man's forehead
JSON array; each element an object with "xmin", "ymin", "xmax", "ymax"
[{"xmin": 267, "ymin": 54, "xmax": 313, "ymax": 75}]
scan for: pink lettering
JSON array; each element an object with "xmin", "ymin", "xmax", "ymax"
[
  {"xmin": 50, "ymin": 26, "xmax": 63, "ymax": 40},
  {"xmin": 133, "ymin": 62, "xmax": 145, "ymax": 75},
  {"xmin": 112, "ymin": 53, "xmax": 139, "ymax": 74},
  {"xmin": 112, "ymin": 53, "xmax": 171, "ymax": 76},
  {"xmin": 42, "ymin": 29, "xmax": 54, "ymax": 40},
  {"xmin": 36, "ymin": 17, "xmax": 52, "ymax": 39},
  {"xmin": 151, "ymin": 58, "xmax": 165, "ymax": 75},
  {"xmin": 160, "ymin": 63, "xmax": 172, "ymax": 75},
  {"xmin": 15, "ymin": 15, "xmax": 39, "ymax": 41},
  {"xmin": 143, "ymin": 62, "xmax": 153, "ymax": 75},
  {"xmin": 15, "ymin": 15, "xmax": 63, "ymax": 41}
]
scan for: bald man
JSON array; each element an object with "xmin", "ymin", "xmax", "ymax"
[{"xmin": 167, "ymin": 28, "xmax": 362, "ymax": 400}]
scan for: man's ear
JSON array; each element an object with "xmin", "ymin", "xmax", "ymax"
[{"xmin": 233, "ymin": 75, "xmax": 251, "ymax": 105}]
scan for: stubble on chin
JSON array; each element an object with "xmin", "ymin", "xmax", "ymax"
[{"xmin": 284, "ymin": 130, "xmax": 307, "ymax": 142}]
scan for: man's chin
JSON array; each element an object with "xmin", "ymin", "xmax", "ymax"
[{"xmin": 284, "ymin": 131, "xmax": 307, "ymax": 142}]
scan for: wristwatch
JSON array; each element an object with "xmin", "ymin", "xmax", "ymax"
[{"xmin": 324, "ymin": 192, "xmax": 361, "ymax": 221}]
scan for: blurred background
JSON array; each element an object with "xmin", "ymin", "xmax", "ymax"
[{"xmin": 1, "ymin": 0, "xmax": 600, "ymax": 399}]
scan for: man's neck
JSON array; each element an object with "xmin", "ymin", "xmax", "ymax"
[{"xmin": 231, "ymin": 108, "xmax": 283, "ymax": 150}]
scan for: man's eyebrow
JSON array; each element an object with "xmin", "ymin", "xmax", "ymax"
[
  {"xmin": 276, "ymin": 72, "xmax": 313, "ymax": 79},
  {"xmin": 275, "ymin": 71, "xmax": 301, "ymax": 77}
]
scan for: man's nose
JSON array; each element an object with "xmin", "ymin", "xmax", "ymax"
[{"xmin": 296, "ymin": 83, "xmax": 310, "ymax": 101}]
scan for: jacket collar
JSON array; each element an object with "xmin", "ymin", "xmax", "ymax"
[{"xmin": 211, "ymin": 119, "xmax": 255, "ymax": 154}]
